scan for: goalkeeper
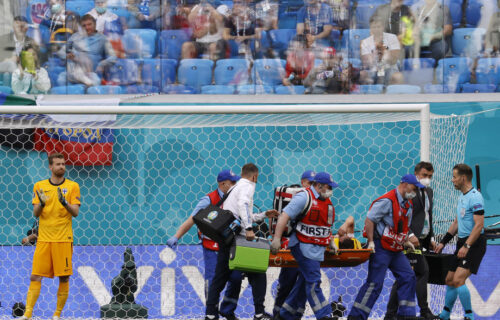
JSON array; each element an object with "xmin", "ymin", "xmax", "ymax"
[
  {"xmin": 21, "ymin": 153, "xmax": 81, "ymax": 320},
  {"xmin": 166, "ymin": 169, "xmax": 243, "ymax": 310}
]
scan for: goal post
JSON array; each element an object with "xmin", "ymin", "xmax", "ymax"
[{"xmin": 0, "ymin": 103, "xmax": 470, "ymax": 319}]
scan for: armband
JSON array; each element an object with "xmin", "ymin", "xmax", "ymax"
[{"xmin": 440, "ymin": 232, "xmax": 453, "ymax": 245}]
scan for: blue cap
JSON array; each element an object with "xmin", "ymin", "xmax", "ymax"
[
  {"xmin": 301, "ymin": 170, "xmax": 316, "ymax": 182},
  {"xmin": 313, "ymin": 172, "xmax": 339, "ymax": 188},
  {"xmin": 217, "ymin": 169, "xmax": 240, "ymax": 182},
  {"xmin": 401, "ymin": 174, "xmax": 425, "ymax": 188}
]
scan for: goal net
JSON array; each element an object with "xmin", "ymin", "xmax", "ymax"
[{"xmin": 0, "ymin": 104, "xmax": 470, "ymax": 319}]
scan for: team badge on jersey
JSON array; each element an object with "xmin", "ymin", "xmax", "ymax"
[{"xmin": 207, "ymin": 211, "xmax": 218, "ymax": 220}]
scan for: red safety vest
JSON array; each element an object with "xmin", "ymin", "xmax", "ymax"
[
  {"xmin": 295, "ymin": 188, "xmax": 335, "ymax": 246},
  {"xmin": 198, "ymin": 190, "xmax": 221, "ymax": 251},
  {"xmin": 368, "ymin": 189, "xmax": 411, "ymax": 252}
]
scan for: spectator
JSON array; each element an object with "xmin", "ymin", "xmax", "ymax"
[
  {"xmin": 412, "ymin": 0, "xmax": 452, "ymax": 61},
  {"xmin": 323, "ymin": 0, "xmax": 350, "ymax": 32},
  {"xmin": 223, "ymin": 0, "xmax": 260, "ymax": 60},
  {"xmin": 282, "ymin": 35, "xmax": 316, "ymax": 86},
  {"xmin": 304, "ymin": 46, "xmax": 353, "ymax": 93},
  {"xmin": 11, "ymin": 44, "xmax": 51, "ymax": 94},
  {"xmin": 127, "ymin": 0, "xmax": 162, "ymax": 29},
  {"xmin": 371, "ymin": 0, "xmax": 415, "ymax": 58},
  {"xmin": 0, "ymin": 16, "xmax": 38, "ymax": 74},
  {"xmin": 87, "ymin": 0, "xmax": 121, "ymax": 33},
  {"xmin": 181, "ymin": 0, "xmax": 225, "ymax": 61},
  {"xmin": 51, "ymin": 12, "xmax": 81, "ymax": 64},
  {"xmin": 359, "ymin": 16, "xmax": 402, "ymax": 86},
  {"xmin": 60, "ymin": 14, "xmax": 116, "ymax": 87},
  {"xmin": 484, "ymin": 8, "xmax": 500, "ymax": 56},
  {"xmin": 255, "ymin": 0, "xmax": 279, "ymax": 31},
  {"xmin": 41, "ymin": 0, "xmax": 67, "ymax": 37},
  {"xmin": 296, "ymin": 0, "xmax": 334, "ymax": 50}
]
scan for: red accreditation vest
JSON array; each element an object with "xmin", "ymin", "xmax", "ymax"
[
  {"xmin": 369, "ymin": 189, "xmax": 411, "ymax": 252},
  {"xmin": 295, "ymin": 188, "xmax": 335, "ymax": 246},
  {"xmin": 198, "ymin": 190, "xmax": 221, "ymax": 251}
]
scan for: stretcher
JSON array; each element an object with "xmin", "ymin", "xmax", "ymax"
[{"xmin": 269, "ymin": 248, "xmax": 372, "ymax": 268}]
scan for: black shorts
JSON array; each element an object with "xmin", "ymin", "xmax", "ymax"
[{"xmin": 450, "ymin": 235, "xmax": 487, "ymax": 274}]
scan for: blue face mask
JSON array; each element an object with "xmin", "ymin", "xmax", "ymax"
[
  {"xmin": 51, "ymin": 3, "xmax": 62, "ymax": 14},
  {"xmin": 96, "ymin": 6, "xmax": 107, "ymax": 14}
]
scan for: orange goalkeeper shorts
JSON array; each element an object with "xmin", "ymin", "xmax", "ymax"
[{"xmin": 32, "ymin": 241, "xmax": 73, "ymax": 278}]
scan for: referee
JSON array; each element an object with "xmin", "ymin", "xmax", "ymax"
[{"xmin": 435, "ymin": 164, "xmax": 487, "ymax": 320}]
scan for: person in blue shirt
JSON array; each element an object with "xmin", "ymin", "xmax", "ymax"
[
  {"xmin": 296, "ymin": 0, "xmax": 334, "ymax": 49},
  {"xmin": 435, "ymin": 164, "xmax": 486, "ymax": 320},
  {"xmin": 166, "ymin": 169, "xmax": 242, "ymax": 311},
  {"xmin": 348, "ymin": 174, "xmax": 424, "ymax": 320},
  {"xmin": 271, "ymin": 171, "xmax": 340, "ymax": 320}
]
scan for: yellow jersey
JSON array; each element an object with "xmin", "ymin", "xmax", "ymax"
[{"xmin": 32, "ymin": 178, "xmax": 81, "ymax": 242}]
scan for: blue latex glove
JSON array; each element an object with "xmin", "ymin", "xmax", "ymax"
[{"xmin": 167, "ymin": 236, "xmax": 178, "ymax": 249}]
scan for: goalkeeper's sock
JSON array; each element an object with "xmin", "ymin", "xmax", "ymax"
[
  {"xmin": 53, "ymin": 281, "xmax": 69, "ymax": 317},
  {"xmin": 439, "ymin": 285, "xmax": 458, "ymax": 320},
  {"xmin": 24, "ymin": 280, "xmax": 42, "ymax": 318},
  {"xmin": 457, "ymin": 284, "xmax": 474, "ymax": 320}
]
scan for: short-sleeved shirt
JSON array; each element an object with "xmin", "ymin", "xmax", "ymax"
[
  {"xmin": 457, "ymin": 188, "xmax": 484, "ymax": 238},
  {"xmin": 32, "ymin": 178, "xmax": 81, "ymax": 242},
  {"xmin": 367, "ymin": 188, "xmax": 413, "ymax": 238},
  {"xmin": 412, "ymin": 2, "xmax": 452, "ymax": 35},
  {"xmin": 297, "ymin": 3, "xmax": 334, "ymax": 35},
  {"xmin": 284, "ymin": 187, "xmax": 329, "ymax": 261},
  {"xmin": 225, "ymin": 7, "xmax": 257, "ymax": 36},
  {"xmin": 190, "ymin": 188, "xmax": 224, "ymax": 217},
  {"xmin": 360, "ymin": 32, "xmax": 401, "ymax": 57}
]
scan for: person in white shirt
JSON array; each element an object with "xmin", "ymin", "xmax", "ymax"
[
  {"xmin": 11, "ymin": 44, "xmax": 51, "ymax": 94},
  {"xmin": 86, "ymin": 0, "xmax": 121, "ymax": 33},
  {"xmin": 205, "ymin": 163, "xmax": 278, "ymax": 320}
]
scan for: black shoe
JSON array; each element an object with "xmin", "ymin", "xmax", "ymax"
[
  {"xmin": 205, "ymin": 317, "xmax": 219, "ymax": 320},
  {"xmin": 331, "ymin": 300, "xmax": 346, "ymax": 317},
  {"xmin": 254, "ymin": 313, "xmax": 272, "ymax": 320},
  {"xmin": 420, "ymin": 310, "xmax": 437, "ymax": 320},
  {"xmin": 219, "ymin": 312, "xmax": 238, "ymax": 320},
  {"xmin": 384, "ymin": 315, "xmax": 397, "ymax": 320}
]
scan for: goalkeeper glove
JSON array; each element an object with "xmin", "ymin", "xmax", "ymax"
[
  {"xmin": 57, "ymin": 187, "xmax": 68, "ymax": 207},
  {"xmin": 167, "ymin": 236, "xmax": 178, "ymax": 249},
  {"xmin": 36, "ymin": 189, "xmax": 47, "ymax": 207}
]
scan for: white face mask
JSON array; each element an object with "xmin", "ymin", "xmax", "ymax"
[
  {"xmin": 419, "ymin": 177, "xmax": 431, "ymax": 188},
  {"xmin": 405, "ymin": 191, "xmax": 417, "ymax": 200},
  {"xmin": 321, "ymin": 189, "xmax": 333, "ymax": 199}
]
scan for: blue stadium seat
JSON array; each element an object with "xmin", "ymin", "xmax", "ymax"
[
  {"xmin": 123, "ymin": 29, "xmax": 157, "ymax": 59},
  {"xmin": 475, "ymin": 58, "xmax": 500, "ymax": 85},
  {"xmin": 386, "ymin": 84, "xmax": 422, "ymax": 94},
  {"xmin": 341, "ymin": 29, "xmax": 370, "ymax": 60},
  {"xmin": 220, "ymin": 0, "xmax": 233, "ymax": 8},
  {"xmin": 65, "ymin": 1, "xmax": 94, "ymax": 16},
  {"xmin": 161, "ymin": 59, "xmax": 178, "ymax": 87},
  {"xmin": 105, "ymin": 59, "xmax": 140, "ymax": 85},
  {"xmin": 50, "ymin": 85, "xmax": 86, "ymax": 94},
  {"xmin": 122, "ymin": 84, "xmax": 159, "ymax": 94},
  {"xmin": 0, "ymin": 72, "xmax": 12, "ymax": 88},
  {"xmin": 402, "ymin": 58, "xmax": 435, "ymax": 86},
  {"xmin": 48, "ymin": 65, "xmax": 66, "ymax": 87},
  {"xmin": 451, "ymin": 28, "xmax": 486, "ymax": 57},
  {"xmin": 177, "ymin": 59, "xmax": 214, "ymax": 91},
  {"xmin": 201, "ymin": 85, "xmax": 235, "ymax": 94},
  {"xmin": 352, "ymin": 84, "xmax": 384, "ymax": 94},
  {"xmin": 461, "ymin": 83, "xmax": 497, "ymax": 93},
  {"xmin": 278, "ymin": 12, "xmax": 298, "ymax": 29},
  {"xmin": 226, "ymin": 39, "xmax": 256, "ymax": 58},
  {"xmin": 355, "ymin": 1, "xmax": 385, "ymax": 29},
  {"xmin": 423, "ymin": 84, "xmax": 458, "ymax": 93},
  {"xmin": 0, "ymin": 85, "xmax": 13, "ymax": 94},
  {"xmin": 349, "ymin": 58, "xmax": 362, "ymax": 69},
  {"xmin": 161, "ymin": 84, "xmax": 197, "ymax": 94},
  {"xmin": 330, "ymin": 30, "xmax": 341, "ymax": 49},
  {"xmin": 274, "ymin": 85, "xmax": 305, "ymax": 94},
  {"xmin": 269, "ymin": 29, "xmax": 297, "ymax": 58},
  {"xmin": 108, "ymin": 6, "xmax": 130, "ymax": 19},
  {"xmin": 251, "ymin": 59, "xmax": 286, "ymax": 86},
  {"xmin": 87, "ymin": 85, "xmax": 123, "ymax": 94},
  {"xmin": 214, "ymin": 59, "xmax": 250, "ymax": 85},
  {"xmin": 260, "ymin": 30, "xmax": 271, "ymax": 53},
  {"xmin": 464, "ymin": 0, "xmax": 492, "ymax": 28},
  {"xmin": 443, "ymin": 0, "xmax": 463, "ymax": 28},
  {"xmin": 435, "ymin": 57, "xmax": 471, "ymax": 86},
  {"xmin": 159, "ymin": 30, "xmax": 192, "ymax": 60},
  {"xmin": 236, "ymin": 85, "xmax": 274, "ymax": 94}
]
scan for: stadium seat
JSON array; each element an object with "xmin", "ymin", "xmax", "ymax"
[
  {"xmin": 475, "ymin": 58, "xmax": 500, "ymax": 85},
  {"xmin": 251, "ymin": 59, "xmax": 286, "ymax": 86},
  {"xmin": 108, "ymin": 6, "xmax": 130, "ymax": 19},
  {"xmin": 105, "ymin": 59, "xmax": 140, "ymax": 85},
  {"xmin": 226, "ymin": 39, "xmax": 256, "ymax": 58},
  {"xmin": 278, "ymin": 12, "xmax": 298, "ymax": 29},
  {"xmin": 349, "ymin": 58, "xmax": 362, "ymax": 69},
  {"xmin": 65, "ymin": 1, "xmax": 94, "ymax": 16},
  {"xmin": 330, "ymin": 30, "xmax": 341, "ymax": 49},
  {"xmin": 352, "ymin": 84, "xmax": 384, "ymax": 94},
  {"xmin": 461, "ymin": 83, "xmax": 497, "ymax": 93},
  {"xmin": 50, "ymin": 85, "xmax": 86, "ymax": 94},
  {"xmin": 355, "ymin": 1, "xmax": 385, "ymax": 29},
  {"xmin": 269, "ymin": 29, "xmax": 297, "ymax": 58},
  {"xmin": 402, "ymin": 58, "xmax": 435, "ymax": 86},
  {"xmin": 0, "ymin": 85, "xmax": 13, "ymax": 94},
  {"xmin": 161, "ymin": 84, "xmax": 197, "ymax": 94},
  {"xmin": 435, "ymin": 57, "xmax": 471, "ymax": 86},
  {"xmin": 236, "ymin": 84, "xmax": 274, "ymax": 94},
  {"xmin": 220, "ymin": 0, "xmax": 233, "ymax": 8},
  {"xmin": 177, "ymin": 59, "xmax": 214, "ymax": 90},
  {"xmin": 386, "ymin": 84, "xmax": 422, "ymax": 94},
  {"xmin": 122, "ymin": 84, "xmax": 159, "ymax": 94},
  {"xmin": 0, "ymin": 72, "xmax": 12, "ymax": 88},
  {"xmin": 201, "ymin": 85, "xmax": 235, "ymax": 94},
  {"xmin": 423, "ymin": 83, "xmax": 459, "ymax": 93},
  {"xmin": 274, "ymin": 85, "xmax": 305, "ymax": 94},
  {"xmin": 465, "ymin": 0, "xmax": 488, "ymax": 27},
  {"xmin": 451, "ymin": 28, "xmax": 486, "ymax": 57},
  {"xmin": 123, "ymin": 29, "xmax": 157, "ymax": 59},
  {"xmin": 214, "ymin": 59, "xmax": 250, "ymax": 85},
  {"xmin": 48, "ymin": 65, "xmax": 66, "ymax": 87},
  {"xmin": 443, "ymin": 0, "xmax": 463, "ymax": 28},
  {"xmin": 87, "ymin": 85, "xmax": 123, "ymax": 94},
  {"xmin": 159, "ymin": 29, "xmax": 192, "ymax": 60},
  {"xmin": 341, "ymin": 29, "xmax": 370, "ymax": 60}
]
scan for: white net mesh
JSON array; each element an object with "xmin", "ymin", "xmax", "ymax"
[{"xmin": 0, "ymin": 106, "xmax": 470, "ymax": 319}]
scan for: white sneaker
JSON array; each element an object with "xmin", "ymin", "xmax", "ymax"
[{"xmin": 52, "ymin": 316, "xmax": 60, "ymax": 320}]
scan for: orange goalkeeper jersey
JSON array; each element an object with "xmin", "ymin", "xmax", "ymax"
[{"xmin": 32, "ymin": 178, "xmax": 81, "ymax": 242}]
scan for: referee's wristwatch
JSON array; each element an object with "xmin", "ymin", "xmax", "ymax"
[{"xmin": 464, "ymin": 243, "xmax": 471, "ymax": 249}]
